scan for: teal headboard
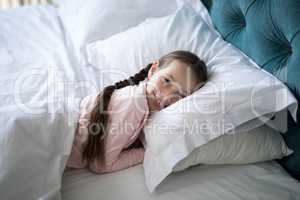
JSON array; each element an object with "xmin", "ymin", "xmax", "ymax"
[{"xmin": 201, "ymin": 0, "xmax": 300, "ymax": 180}]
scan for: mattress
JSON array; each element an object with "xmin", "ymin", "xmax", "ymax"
[{"xmin": 62, "ymin": 161, "xmax": 300, "ymax": 200}]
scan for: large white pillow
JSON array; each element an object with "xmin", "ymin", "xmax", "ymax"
[
  {"xmin": 172, "ymin": 124, "xmax": 293, "ymax": 172},
  {"xmin": 86, "ymin": 4, "xmax": 298, "ymax": 192},
  {"xmin": 54, "ymin": 0, "xmax": 178, "ymax": 67}
]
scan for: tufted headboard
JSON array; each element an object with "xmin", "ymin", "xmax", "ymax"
[{"xmin": 200, "ymin": 0, "xmax": 300, "ymax": 180}]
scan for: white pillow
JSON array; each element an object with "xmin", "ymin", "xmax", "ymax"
[
  {"xmin": 86, "ymin": 4, "xmax": 298, "ymax": 192},
  {"xmin": 177, "ymin": 0, "xmax": 216, "ymax": 32},
  {"xmin": 55, "ymin": 0, "xmax": 178, "ymax": 66},
  {"xmin": 173, "ymin": 124, "xmax": 293, "ymax": 172}
]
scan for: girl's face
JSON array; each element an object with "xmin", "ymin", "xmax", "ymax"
[{"xmin": 146, "ymin": 59, "xmax": 200, "ymax": 112}]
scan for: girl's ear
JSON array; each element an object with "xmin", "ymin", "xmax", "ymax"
[{"xmin": 147, "ymin": 61, "xmax": 159, "ymax": 80}]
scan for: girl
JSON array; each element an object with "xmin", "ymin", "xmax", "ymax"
[{"xmin": 66, "ymin": 50, "xmax": 208, "ymax": 173}]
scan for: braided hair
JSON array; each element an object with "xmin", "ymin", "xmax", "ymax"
[
  {"xmin": 82, "ymin": 50, "xmax": 208, "ymax": 163},
  {"xmin": 82, "ymin": 64, "xmax": 152, "ymax": 163}
]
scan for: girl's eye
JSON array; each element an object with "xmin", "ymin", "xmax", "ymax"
[
  {"xmin": 177, "ymin": 92, "xmax": 185, "ymax": 98},
  {"xmin": 164, "ymin": 77, "xmax": 171, "ymax": 83}
]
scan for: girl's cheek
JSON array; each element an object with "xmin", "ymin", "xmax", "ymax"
[
  {"xmin": 154, "ymin": 79, "xmax": 163, "ymax": 92},
  {"xmin": 153, "ymin": 77, "xmax": 162, "ymax": 88},
  {"xmin": 158, "ymin": 77, "xmax": 165, "ymax": 86}
]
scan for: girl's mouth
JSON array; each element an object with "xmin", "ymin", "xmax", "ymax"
[{"xmin": 153, "ymin": 90, "xmax": 162, "ymax": 109}]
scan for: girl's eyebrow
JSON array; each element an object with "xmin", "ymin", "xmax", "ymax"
[{"xmin": 169, "ymin": 74, "xmax": 188, "ymax": 96}]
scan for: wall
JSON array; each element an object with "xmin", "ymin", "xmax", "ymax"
[{"xmin": 0, "ymin": 0, "xmax": 50, "ymax": 9}]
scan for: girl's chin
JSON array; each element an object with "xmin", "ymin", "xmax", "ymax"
[
  {"xmin": 149, "ymin": 100, "xmax": 162, "ymax": 112},
  {"xmin": 150, "ymin": 102, "xmax": 161, "ymax": 112}
]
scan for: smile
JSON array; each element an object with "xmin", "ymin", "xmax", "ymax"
[{"xmin": 153, "ymin": 90, "xmax": 162, "ymax": 108}]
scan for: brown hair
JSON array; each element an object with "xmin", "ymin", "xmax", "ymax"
[{"xmin": 82, "ymin": 50, "xmax": 208, "ymax": 163}]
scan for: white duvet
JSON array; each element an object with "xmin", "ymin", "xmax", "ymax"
[
  {"xmin": 0, "ymin": 5, "xmax": 90, "ymax": 200},
  {"xmin": 0, "ymin": 2, "xmax": 178, "ymax": 199}
]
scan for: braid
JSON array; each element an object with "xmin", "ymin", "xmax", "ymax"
[
  {"xmin": 114, "ymin": 63, "xmax": 152, "ymax": 89},
  {"xmin": 82, "ymin": 63, "xmax": 152, "ymax": 163}
]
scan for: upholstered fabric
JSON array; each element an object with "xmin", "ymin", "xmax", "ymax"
[{"xmin": 201, "ymin": 0, "xmax": 300, "ymax": 180}]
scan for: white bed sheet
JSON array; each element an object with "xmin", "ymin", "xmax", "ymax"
[{"xmin": 62, "ymin": 161, "xmax": 300, "ymax": 200}]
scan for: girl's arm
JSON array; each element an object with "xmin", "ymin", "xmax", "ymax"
[
  {"xmin": 125, "ymin": 137, "xmax": 144, "ymax": 149},
  {"xmin": 87, "ymin": 83, "xmax": 148, "ymax": 173},
  {"xmin": 88, "ymin": 147, "xmax": 145, "ymax": 173}
]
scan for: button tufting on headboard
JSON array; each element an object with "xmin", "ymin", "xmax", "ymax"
[{"xmin": 201, "ymin": 0, "xmax": 300, "ymax": 181}]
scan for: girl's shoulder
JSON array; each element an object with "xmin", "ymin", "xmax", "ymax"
[
  {"xmin": 78, "ymin": 83, "xmax": 140, "ymax": 113},
  {"xmin": 112, "ymin": 83, "xmax": 142, "ymax": 99},
  {"xmin": 78, "ymin": 82, "xmax": 148, "ymax": 118},
  {"xmin": 109, "ymin": 82, "xmax": 148, "ymax": 114}
]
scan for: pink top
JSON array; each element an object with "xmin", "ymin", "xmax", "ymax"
[{"xmin": 67, "ymin": 81, "xmax": 149, "ymax": 173}]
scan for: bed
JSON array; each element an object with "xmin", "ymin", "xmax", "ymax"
[
  {"xmin": 61, "ymin": 0, "xmax": 300, "ymax": 199},
  {"xmin": 0, "ymin": 0, "xmax": 300, "ymax": 199}
]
